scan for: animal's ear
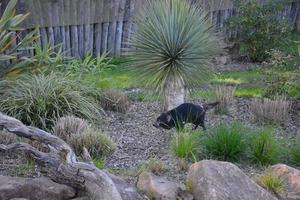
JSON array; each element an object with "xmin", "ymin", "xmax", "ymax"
[{"xmin": 166, "ymin": 114, "xmax": 172, "ymax": 122}]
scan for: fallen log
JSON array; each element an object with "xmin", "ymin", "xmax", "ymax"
[{"xmin": 0, "ymin": 113, "xmax": 122, "ymax": 200}]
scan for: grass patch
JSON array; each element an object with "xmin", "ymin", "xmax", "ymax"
[
  {"xmin": 188, "ymin": 89, "xmax": 215, "ymax": 101},
  {"xmin": 93, "ymin": 158, "xmax": 105, "ymax": 169},
  {"xmin": 256, "ymin": 169, "xmax": 284, "ymax": 196},
  {"xmin": 135, "ymin": 158, "xmax": 167, "ymax": 175},
  {"xmin": 212, "ymin": 69, "xmax": 264, "ymax": 85},
  {"xmin": 234, "ymin": 87, "xmax": 263, "ymax": 98},
  {"xmin": 201, "ymin": 123, "xmax": 247, "ymax": 161},
  {"xmin": 83, "ymin": 66, "xmax": 137, "ymax": 90},
  {"xmin": 171, "ymin": 131, "xmax": 201, "ymax": 161},
  {"xmin": 249, "ymin": 128, "xmax": 280, "ymax": 165}
]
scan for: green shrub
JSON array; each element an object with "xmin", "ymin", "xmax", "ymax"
[
  {"xmin": 256, "ymin": 169, "xmax": 284, "ymax": 195},
  {"xmin": 53, "ymin": 115, "xmax": 115, "ymax": 158},
  {"xmin": 249, "ymin": 129, "xmax": 280, "ymax": 165},
  {"xmin": 225, "ymin": 0, "xmax": 292, "ymax": 62},
  {"xmin": 60, "ymin": 52, "xmax": 115, "ymax": 77},
  {"xmin": 171, "ymin": 131, "xmax": 200, "ymax": 161},
  {"xmin": 0, "ymin": 73, "xmax": 101, "ymax": 130},
  {"xmin": 101, "ymin": 90, "xmax": 130, "ymax": 113},
  {"xmin": 291, "ymin": 139, "xmax": 300, "ymax": 166},
  {"xmin": 202, "ymin": 123, "xmax": 246, "ymax": 161}
]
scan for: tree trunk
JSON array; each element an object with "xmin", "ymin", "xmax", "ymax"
[
  {"xmin": 0, "ymin": 113, "xmax": 122, "ymax": 200},
  {"xmin": 162, "ymin": 76, "xmax": 185, "ymax": 111}
]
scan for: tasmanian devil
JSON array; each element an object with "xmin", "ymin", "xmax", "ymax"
[{"xmin": 153, "ymin": 102, "xmax": 219, "ymax": 131}]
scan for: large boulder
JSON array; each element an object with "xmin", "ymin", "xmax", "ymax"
[
  {"xmin": 271, "ymin": 164, "xmax": 300, "ymax": 200},
  {"xmin": 0, "ymin": 176, "xmax": 76, "ymax": 200},
  {"xmin": 137, "ymin": 172, "xmax": 193, "ymax": 200},
  {"xmin": 187, "ymin": 160, "xmax": 277, "ymax": 200}
]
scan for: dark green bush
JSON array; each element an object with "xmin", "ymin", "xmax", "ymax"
[
  {"xmin": 202, "ymin": 123, "xmax": 246, "ymax": 161},
  {"xmin": 225, "ymin": 0, "xmax": 292, "ymax": 62},
  {"xmin": 249, "ymin": 129, "xmax": 280, "ymax": 165},
  {"xmin": 0, "ymin": 73, "xmax": 101, "ymax": 130}
]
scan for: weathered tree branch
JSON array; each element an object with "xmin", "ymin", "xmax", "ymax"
[{"xmin": 0, "ymin": 113, "xmax": 122, "ymax": 200}]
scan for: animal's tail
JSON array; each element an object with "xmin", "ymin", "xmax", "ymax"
[{"xmin": 203, "ymin": 102, "xmax": 219, "ymax": 111}]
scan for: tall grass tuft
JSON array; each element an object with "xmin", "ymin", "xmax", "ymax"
[
  {"xmin": 202, "ymin": 123, "xmax": 246, "ymax": 161},
  {"xmin": 256, "ymin": 169, "xmax": 284, "ymax": 196},
  {"xmin": 53, "ymin": 116, "xmax": 115, "ymax": 158},
  {"xmin": 0, "ymin": 73, "xmax": 101, "ymax": 130},
  {"xmin": 249, "ymin": 129, "xmax": 280, "ymax": 165},
  {"xmin": 171, "ymin": 131, "xmax": 200, "ymax": 161},
  {"xmin": 214, "ymin": 85, "xmax": 236, "ymax": 114},
  {"xmin": 250, "ymin": 97, "xmax": 290, "ymax": 124},
  {"xmin": 101, "ymin": 90, "xmax": 130, "ymax": 113}
]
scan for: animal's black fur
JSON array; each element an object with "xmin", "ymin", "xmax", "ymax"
[{"xmin": 153, "ymin": 102, "xmax": 219, "ymax": 131}]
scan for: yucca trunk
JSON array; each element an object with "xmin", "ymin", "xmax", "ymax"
[{"xmin": 162, "ymin": 76, "xmax": 185, "ymax": 111}]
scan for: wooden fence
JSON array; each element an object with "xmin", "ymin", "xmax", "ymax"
[{"xmin": 0, "ymin": 0, "xmax": 300, "ymax": 57}]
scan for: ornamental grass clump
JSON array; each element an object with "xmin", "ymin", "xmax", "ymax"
[{"xmin": 0, "ymin": 73, "xmax": 101, "ymax": 130}]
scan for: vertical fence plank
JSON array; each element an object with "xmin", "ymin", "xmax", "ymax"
[
  {"xmin": 115, "ymin": 0, "xmax": 126, "ymax": 56},
  {"xmin": 94, "ymin": 23, "xmax": 102, "ymax": 55},
  {"xmin": 71, "ymin": 26, "xmax": 79, "ymax": 57},
  {"xmin": 102, "ymin": 23, "xmax": 109, "ymax": 53}
]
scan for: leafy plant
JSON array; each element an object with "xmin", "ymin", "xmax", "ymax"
[
  {"xmin": 249, "ymin": 129, "xmax": 280, "ymax": 165},
  {"xmin": 256, "ymin": 169, "xmax": 284, "ymax": 196},
  {"xmin": 171, "ymin": 131, "xmax": 200, "ymax": 161},
  {"xmin": 225, "ymin": 0, "xmax": 292, "ymax": 62},
  {"xmin": 18, "ymin": 42, "xmax": 65, "ymax": 73},
  {"xmin": 129, "ymin": 0, "xmax": 219, "ymax": 110},
  {"xmin": 62, "ymin": 52, "xmax": 115, "ymax": 77},
  {"xmin": 0, "ymin": 73, "xmax": 101, "ymax": 130},
  {"xmin": 202, "ymin": 123, "xmax": 246, "ymax": 161},
  {"xmin": 0, "ymin": 0, "xmax": 37, "ymax": 77}
]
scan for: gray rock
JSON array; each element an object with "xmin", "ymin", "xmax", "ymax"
[
  {"xmin": 0, "ymin": 176, "xmax": 76, "ymax": 200},
  {"xmin": 187, "ymin": 160, "xmax": 277, "ymax": 200},
  {"xmin": 137, "ymin": 172, "xmax": 193, "ymax": 200},
  {"xmin": 271, "ymin": 164, "xmax": 300, "ymax": 200},
  {"xmin": 107, "ymin": 172, "xmax": 145, "ymax": 200}
]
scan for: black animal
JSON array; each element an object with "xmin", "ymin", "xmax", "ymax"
[{"xmin": 153, "ymin": 102, "xmax": 219, "ymax": 131}]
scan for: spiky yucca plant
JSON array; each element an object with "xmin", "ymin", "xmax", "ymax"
[{"xmin": 130, "ymin": 0, "xmax": 219, "ymax": 110}]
